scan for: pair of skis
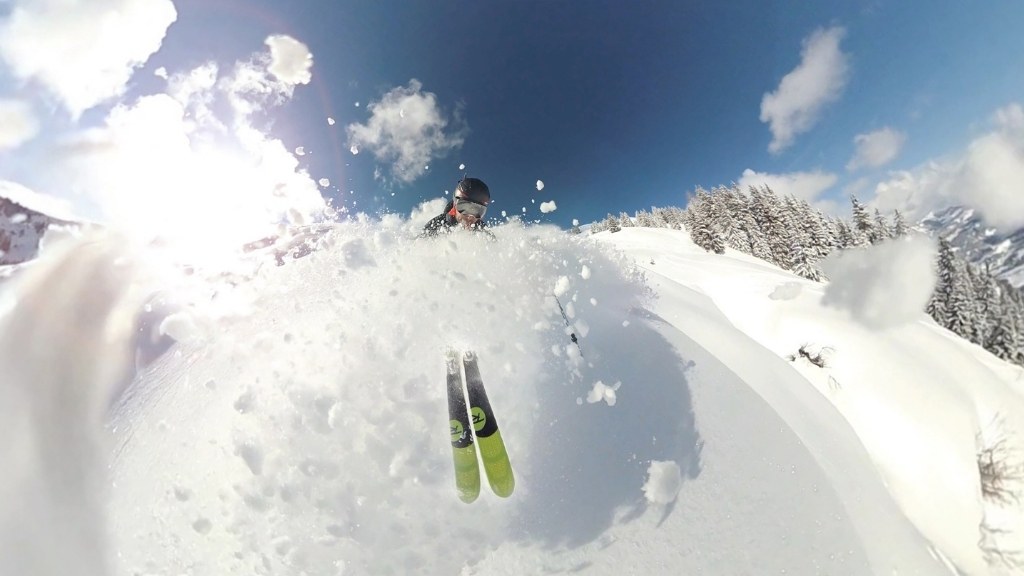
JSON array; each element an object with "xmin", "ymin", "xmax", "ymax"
[{"xmin": 445, "ymin": 349, "xmax": 514, "ymax": 503}]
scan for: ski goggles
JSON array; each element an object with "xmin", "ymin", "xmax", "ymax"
[{"xmin": 455, "ymin": 197, "xmax": 488, "ymax": 218}]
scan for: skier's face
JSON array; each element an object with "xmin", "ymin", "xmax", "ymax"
[
  {"xmin": 455, "ymin": 211, "xmax": 480, "ymax": 228},
  {"xmin": 454, "ymin": 196, "xmax": 488, "ymax": 228}
]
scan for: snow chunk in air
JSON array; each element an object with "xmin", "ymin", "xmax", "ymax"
[
  {"xmin": 553, "ymin": 275, "xmax": 571, "ymax": 296},
  {"xmin": 819, "ymin": 237, "xmax": 937, "ymax": 330},
  {"xmin": 540, "ymin": 200, "xmax": 557, "ymax": 213},
  {"xmin": 643, "ymin": 460, "xmax": 683, "ymax": 504},
  {"xmin": 536, "ymin": 180, "xmax": 544, "ymax": 191},
  {"xmin": 586, "ymin": 380, "xmax": 620, "ymax": 406},
  {"xmin": 159, "ymin": 312, "xmax": 202, "ymax": 343},
  {"xmin": 265, "ymin": 35, "xmax": 313, "ymax": 86}
]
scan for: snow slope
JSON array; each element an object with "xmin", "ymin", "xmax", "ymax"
[{"xmin": 2, "ymin": 222, "xmax": 1023, "ymax": 575}]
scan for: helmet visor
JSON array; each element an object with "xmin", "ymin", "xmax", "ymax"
[{"xmin": 455, "ymin": 197, "xmax": 488, "ymax": 218}]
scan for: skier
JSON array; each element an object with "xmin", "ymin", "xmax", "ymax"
[{"xmin": 422, "ymin": 177, "xmax": 493, "ymax": 237}]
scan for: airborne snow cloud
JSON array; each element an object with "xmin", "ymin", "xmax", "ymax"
[
  {"xmin": 0, "ymin": 0, "xmax": 177, "ymax": 118},
  {"xmin": 52, "ymin": 37, "xmax": 325, "ymax": 263},
  {"xmin": 760, "ymin": 26, "xmax": 849, "ymax": 154},
  {"xmin": 264, "ymin": 35, "xmax": 314, "ymax": 86},
  {"xmin": 346, "ymin": 79, "xmax": 466, "ymax": 184},
  {"xmin": 819, "ymin": 236, "xmax": 937, "ymax": 330}
]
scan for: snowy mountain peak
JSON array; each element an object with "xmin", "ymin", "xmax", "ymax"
[
  {"xmin": 919, "ymin": 205, "xmax": 1024, "ymax": 287},
  {"xmin": 0, "ymin": 195, "xmax": 77, "ymax": 266}
]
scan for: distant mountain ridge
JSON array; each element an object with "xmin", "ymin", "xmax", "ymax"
[
  {"xmin": 0, "ymin": 195, "xmax": 77, "ymax": 266},
  {"xmin": 919, "ymin": 206, "xmax": 1024, "ymax": 288}
]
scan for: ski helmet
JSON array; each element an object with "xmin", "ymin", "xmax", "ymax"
[{"xmin": 455, "ymin": 177, "xmax": 491, "ymax": 204}]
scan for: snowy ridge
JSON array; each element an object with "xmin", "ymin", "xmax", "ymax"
[
  {"xmin": 920, "ymin": 206, "xmax": 1024, "ymax": 288},
  {"xmin": 0, "ymin": 194, "xmax": 78, "ymax": 267},
  {"xmin": 1, "ymin": 222, "xmax": 1023, "ymax": 575}
]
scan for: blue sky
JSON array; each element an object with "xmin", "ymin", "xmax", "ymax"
[{"xmin": 2, "ymin": 0, "xmax": 1024, "ymax": 232}]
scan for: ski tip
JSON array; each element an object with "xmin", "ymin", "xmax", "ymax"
[
  {"xmin": 445, "ymin": 346, "xmax": 462, "ymax": 372},
  {"xmin": 458, "ymin": 491, "xmax": 480, "ymax": 504},
  {"xmin": 491, "ymin": 480, "xmax": 515, "ymax": 498},
  {"xmin": 462, "ymin": 350, "xmax": 478, "ymax": 363}
]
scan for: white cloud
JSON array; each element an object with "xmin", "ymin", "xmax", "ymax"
[
  {"xmin": 346, "ymin": 79, "xmax": 466, "ymax": 184},
  {"xmin": 847, "ymin": 127, "xmax": 906, "ymax": 171},
  {"xmin": 760, "ymin": 26, "xmax": 849, "ymax": 154},
  {"xmin": 820, "ymin": 237, "xmax": 937, "ymax": 330},
  {"xmin": 0, "ymin": 0, "xmax": 177, "ymax": 118},
  {"xmin": 0, "ymin": 98, "xmax": 38, "ymax": 151},
  {"xmin": 264, "ymin": 35, "xmax": 313, "ymax": 86},
  {"xmin": 738, "ymin": 168, "xmax": 838, "ymax": 204},
  {"xmin": 53, "ymin": 38, "xmax": 326, "ymax": 265},
  {"xmin": 873, "ymin": 103, "xmax": 1024, "ymax": 231}
]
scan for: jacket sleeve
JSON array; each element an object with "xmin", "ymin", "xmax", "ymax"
[{"xmin": 421, "ymin": 213, "xmax": 448, "ymax": 237}]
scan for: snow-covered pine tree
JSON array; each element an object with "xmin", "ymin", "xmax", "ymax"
[
  {"xmin": 944, "ymin": 250, "xmax": 975, "ymax": 340},
  {"xmin": 618, "ymin": 212, "xmax": 634, "ymax": 227},
  {"xmin": 708, "ymin": 186, "xmax": 742, "ymax": 251},
  {"xmin": 802, "ymin": 206, "xmax": 833, "ymax": 261},
  {"xmin": 987, "ymin": 281, "xmax": 1023, "ymax": 362},
  {"xmin": 1009, "ymin": 288, "xmax": 1024, "ymax": 366},
  {"xmin": 928, "ymin": 239, "xmax": 957, "ymax": 327},
  {"xmin": 789, "ymin": 241, "xmax": 823, "ymax": 281},
  {"xmin": 728, "ymin": 185, "xmax": 768, "ymax": 259},
  {"xmin": 850, "ymin": 196, "xmax": 874, "ymax": 246},
  {"xmin": 768, "ymin": 194, "xmax": 805, "ymax": 271},
  {"xmin": 892, "ymin": 209, "xmax": 909, "ymax": 238},
  {"xmin": 668, "ymin": 206, "xmax": 687, "ymax": 230},
  {"xmin": 606, "ymin": 213, "xmax": 622, "ymax": 233},
  {"xmin": 873, "ymin": 209, "xmax": 891, "ymax": 242},
  {"xmin": 654, "ymin": 207, "xmax": 673, "ymax": 229},
  {"xmin": 635, "ymin": 210, "xmax": 657, "ymax": 227},
  {"xmin": 684, "ymin": 188, "xmax": 725, "ymax": 254},
  {"xmin": 833, "ymin": 219, "xmax": 855, "ymax": 250},
  {"xmin": 749, "ymin": 185, "xmax": 792, "ymax": 269},
  {"xmin": 963, "ymin": 264, "xmax": 991, "ymax": 346}
]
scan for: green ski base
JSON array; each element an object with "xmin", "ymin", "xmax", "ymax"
[
  {"xmin": 477, "ymin": 429, "xmax": 515, "ymax": 498},
  {"xmin": 446, "ymin": 349, "xmax": 480, "ymax": 503},
  {"xmin": 463, "ymin": 350, "xmax": 515, "ymax": 499},
  {"xmin": 445, "ymin": 348, "xmax": 515, "ymax": 502}
]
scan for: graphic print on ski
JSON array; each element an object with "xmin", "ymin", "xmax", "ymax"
[
  {"xmin": 462, "ymin": 351, "xmax": 515, "ymax": 498},
  {"xmin": 446, "ymin": 349, "xmax": 480, "ymax": 503}
]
